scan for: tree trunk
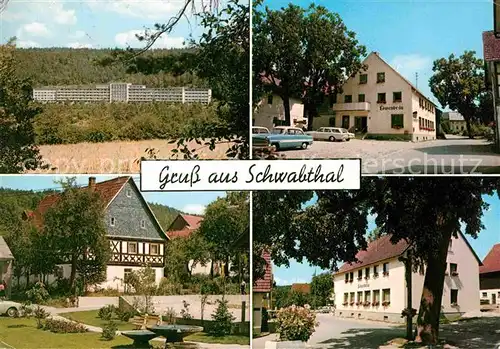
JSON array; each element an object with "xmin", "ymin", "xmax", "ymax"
[
  {"xmin": 69, "ymin": 253, "xmax": 78, "ymax": 292},
  {"xmin": 415, "ymin": 227, "xmax": 453, "ymax": 344},
  {"xmin": 465, "ymin": 118, "xmax": 473, "ymax": 139},
  {"xmin": 210, "ymin": 261, "xmax": 214, "ymax": 280},
  {"xmin": 282, "ymin": 93, "xmax": 291, "ymax": 126},
  {"xmin": 306, "ymin": 102, "xmax": 318, "ymax": 131},
  {"xmin": 405, "ymin": 252, "xmax": 413, "ymax": 340}
]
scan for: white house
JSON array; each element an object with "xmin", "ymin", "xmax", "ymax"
[
  {"xmin": 479, "ymin": 243, "xmax": 500, "ymax": 306},
  {"xmin": 253, "ymin": 93, "xmax": 307, "ymax": 130},
  {"xmin": 314, "ymin": 52, "xmax": 437, "ymax": 142},
  {"xmin": 333, "ymin": 233, "xmax": 481, "ymax": 323}
]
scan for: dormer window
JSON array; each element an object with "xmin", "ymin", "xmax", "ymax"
[
  {"xmin": 110, "ymin": 217, "xmax": 115, "ymax": 227},
  {"xmin": 267, "ymin": 95, "xmax": 273, "ymax": 105},
  {"xmin": 141, "ymin": 219, "xmax": 146, "ymax": 229},
  {"xmin": 126, "ymin": 189, "xmax": 132, "ymax": 198}
]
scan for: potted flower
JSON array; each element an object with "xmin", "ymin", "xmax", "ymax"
[
  {"xmin": 265, "ymin": 305, "xmax": 318, "ymax": 349},
  {"xmin": 382, "ymin": 301, "xmax": 390, "ymax": 307},
  {"xmin": 355, "ymin": 302, "xmax": 360, "ymax": 306},
  {"xmin": 373, "ymin": 301, "xmax": 380, "ymax": 306},
  {"xmin": 383, "ymin": 271, "xmax": 389, "ymax": 277},
  {"xmin": 373, "ymin": 272, "xmax": 379, "ymax": 278},
  {"xmin": 451, "ymin": 272, "xmax": 459, "ymax": 277},
  {"xmin": 451, "ymin": 302, "xmax": 458, "ymax": 307},
  {"xmin": 349, "ymin": 301, "xmax": 355, "ymax": 306},
  {"xmin": 342, "ymin": 302, "xmax": 348, "ymax": 306},
  {"xmin": 363, "ymin": 301, "xmax": 371, "ymax": 307}
]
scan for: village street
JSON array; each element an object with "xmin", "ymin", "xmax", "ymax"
[
  {"xmin": 253, "ymin": 314, "xmax": 500, "ymax": 349},
  {"xmin": 276, "ymin": 136, "xmax": 500, "ymax": 174}
]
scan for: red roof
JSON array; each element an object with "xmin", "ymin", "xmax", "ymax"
[
  {"xmin": 483, "ymin": 31, "xmax": 500, "ymax": 62},
  {"xmin": 337, "ymin": 235, "xmax": 409, "ymax": 274},
  {"xmin": 254, "ymin": 250, "xmax": 273, "ymax": 293},
  {"xmin": 181, "ymin": 214, "xmax": 203, "ymax": 230},
  {"xmin": 168, "ymin": 229, "xmax": 194, "ymax": 239},
  {"xmin": 291, "ymin": 283, "xmax": 311, "ymax": 294},
  {"xmin": 480, "ymin": 243, "xmax": 500, "ymax": 274},
  {"xmin": 29, "ymin": 176, "xmax": 130, "ymax": 228}
]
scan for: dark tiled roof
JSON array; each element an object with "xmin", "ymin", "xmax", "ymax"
[
  {"xmin": 291, "ymin": 283, "xmax": 311, "ymax": 294},
  {"xmin": 254, "ymin": 250, "xmax": 273, "ymax": 293},
  {"xmin": 483, "ymin": 31, "xmax": 500, "ymax": 62},
  {"xmin": 480, "ymin": 243, "xmax": 500, "ymax": 274},
  {"xmin": 337, "ymin": 235, "xmax": 409, "ymax": 274},
  {"xmin": 29, "ymin": 176, "xmax": 130, "ymax": 228}
]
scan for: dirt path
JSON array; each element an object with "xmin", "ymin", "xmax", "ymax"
[{"xmin": 28, "ymin": 139, "xmax": 234, "ymax": 174}]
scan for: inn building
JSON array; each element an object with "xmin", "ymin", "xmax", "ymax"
[
  {"xmin": 333, "ymin": 233, "xmax": 481, "ymax": 323},
  {"xmin": 314, "ymin": 52, "xmax": 437, "ymax": 142},
  {"xmin": 479, "ymin": 243, "xmax": 500, "ymax": 306}
]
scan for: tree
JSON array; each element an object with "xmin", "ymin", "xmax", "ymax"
[
  {"xmin": 429, "ymin": 51, "xmax": 485, "ymax": 138},
  {"xmin": 253, "ymin": 178, "xmax": 500, "ymax": 344},
  {"xmin": 310, "ymin": 272, "xmax": 333, "ymax": 307},
  {"xmin": 478, "ymin": 91, "xmax": 495, "ymax": 125},
  {"xmin": 199, "ymin": 192, "xmax": 249, "ymax": 276},
  {"xmin": 0, "ymin": 39, "xmax": 45, "ymax": 173},
  {"xmin": 43, "ymin": 178, "xmax": 109, "ymax": 292},
  {"xmin": 253, "ymin": 4, "xmax": 366, "ymax": 130},
  {"xmin": 367, "ymin": 227, "xmax": 383, "ymax": 242},
  {"xmin": 125, "ymin": 264, "xmax": 157, "ymax": 314}
]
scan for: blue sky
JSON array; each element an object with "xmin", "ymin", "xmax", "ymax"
[
  {"xmin": 0, "ymin": 175, "xmax": 225, "ymax": 214},
  {"xmin": 0, "ymin": 0, "xmax": 226, "ymax": 50},
  {"xmin": 262, "ymin": 0, "xmax": 492, "ymax": 106},
  {"xmin": 273, "ymin": 191, "xmax": 500, "ymax": 286}
]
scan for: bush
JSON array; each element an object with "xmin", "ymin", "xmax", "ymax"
[
  {"xmin": 43, "ymin": 319, "xmax": 87, "ymax": 333},
  {"xmin": 209, "ymin": 299, "xmax": 235, "ymax": 337},
  {"xmin": 101, "ymin": 320, "xmax": 118, "ymax": 341},
  {"xmin": 25, "ymin": 282, "xmax": 50, "ymax": 304},
  {"xmin": 200, "ymin": 279, "xmax": 222, "ymax": 295},
  {"xmin": 34, "ymin": 305, "xmax": 50, "ymax": 329},
  {"xmin": 180, "ymin": 300, "xmax": 193, "ymax": 320},
  {"xmin": 276, "ymin": 305, "xmax": 318, "ymax": 342},
  {"xmin": 162, "ymin": 307, "xmax": 177, "ymax": 325},
  {"xmin": 157, "ymin": 278, "xmax": 181, "ymax": 295},
  {"xmin": 98, "ymin": 305, "xmax": 116, "ymax": 320},
  {"xmin": 115, "ymin": 308, "xmax": 136, "ymax": 322}
]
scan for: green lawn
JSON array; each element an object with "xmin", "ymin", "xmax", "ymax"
[
  {"xmin": 61, "ymin": 310, "xmax": 136, "ymax": 331},
  {"xmin": 60, "ymin": 310, "xmax": 250, "ymax": 345}
]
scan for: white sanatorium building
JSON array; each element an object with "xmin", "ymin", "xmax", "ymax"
[
  {"xmin": 333, "ymin": 234, "xmax": 481, "ymax": 323},
  {"xmin": 32, "ymin": 83, "xmax": 212, "ymax": 104},
  {"xmin": 313, "ymin": 52, "xmax": 437, "ymax": 141}
]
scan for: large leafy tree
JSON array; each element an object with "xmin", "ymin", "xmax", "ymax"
[
  {"xmin": 429, "ymin": 51, "xmax": 485, "ymax": 138},
  {"xmin": 253, "ymin": 178, "xmax": 499, "ymax": 345},
  {"xmin": 253, "ymin": 3, "xmax": 366, "ymax": 130},
  {"xmin": 310, "ymin": 272, "xmax": 334, "ymax": 307},
  {"xmin": 0, "ymin": 40, "xmax": 45, "ymax": 172},
  {"xmin": 43, "ymin": 178, "xmax": 110, "ymax": 292}
]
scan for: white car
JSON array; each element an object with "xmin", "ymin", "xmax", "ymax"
[
  {"xmin": 306, "ymin": 127, "xmax": 351, "ymax": 142},
  {"xmin": 0, "ymin": 299, "xmax": 22, "ymax": 317},
  {"xmin": 341, "ymin": 128, "xmax": 355, "ymax": 139},
  {"xmin": 252, "ymin": 126, "xmax": 270, "ymax": 134}
]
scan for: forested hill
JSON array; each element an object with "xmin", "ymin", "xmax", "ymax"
[
  {"xmin": 0, "ymin": 187, "xmax": 181, "ymax": 236},
  {"xmin": 13, "ymin": 48, "xmax": 206, "ymax": 88}
]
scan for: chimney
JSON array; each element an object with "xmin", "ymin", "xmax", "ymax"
[{"xmin": 88, "ymin": 177, "xmax": 96, "ymax": 190}]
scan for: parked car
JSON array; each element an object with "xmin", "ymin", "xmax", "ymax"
[
  {"xmin": 341, "ymin": 128, "xmax": 356, "ymax": 139},
  {"xmin": 252, "ymin": 126, "xmax": 270, "ymax": 134},
  {"xmin": 306, "ymin": 127, "xmax": 350, "ymax": 142},
  {"xmin": 254, "ymin": 126, "xmax": 313, "ymax": 150},
  {"xmin": 0, "ymin": 299, "xmax": 22, "ymax": 317}
]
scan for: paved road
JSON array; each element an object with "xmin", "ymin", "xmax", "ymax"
[
  {"xmin": 253, "ymin": 315, "xmax": 399, "ymax": 349},
  {"xmin": 276, "ymin": 136, "xmax": 500, "ymax": 174}
]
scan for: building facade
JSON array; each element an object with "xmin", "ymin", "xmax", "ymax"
[
  {"xmin": 333, "ymin": 233, "xmax": 481, "ymax": 323},
  {"xmin": 313, "ymin": 52, "xmax": 437, "ymax": 142},
  {"xmin": 0, "ymin": 237, "xmax": 14, "ymax": 298},
  {"xmin": 253, "ymin": 250, "xmax": 272, "ymax": 334},
  {"xmin": 253, "ymin": 94, "xmax": 307, "ymax": 130},
  {"xmin": 26, "ymin": 176, "xmax": 168, "ymax": 291},
  {"xmin": 483, "ymin": 30, "xmax": 500, "ymax": 152},
  {"xmin": 479, "ymin": 243, "xmax": 500, "ymax": 306},
  {"xmin": 32, "ymin": 83, "xmax": 212, "ymax": 104},
  {"xmin": 442, "ymin": 111, "xmax": 467, "ymax": 133}
]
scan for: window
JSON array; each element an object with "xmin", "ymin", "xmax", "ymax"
[
  {"xmin": 449, "ymin": 239, "xmax": 453, "ymax": 250},
  {"xmin": 350, "ymin": 292, "xmax": 355, "ymax": 305},
  {"xmin": 482, "ymin": 292, "xmax": 487, "ymax": 298},
  {"xmin": 128, "ymin": 242, "xmax": 138, "ymax": 254},
  {"xmin": 377, "ymin": 72, "xmax": 385, "ymax": 83},
  {"xmin": 383, "ymin": 263, "xmax": 389, "ymax": 276},
  {"xmin": 358, "ymin": 270, "xmax": 363, "ymax": 280},
  {"xmin": 345, "ymin": 274, "xmax": 349, "ymax": 283},
  {"xmin": 364, "ymin": 290, "xmax": 371, "ymax": 304},
  {"xmin": 126, "ymin": 189, "xmax": 132, "ymax": 198},
  {"xmin": 357, "ymin": 291, "xmax": 362, "ymax": 305},
  {"xmin": 141, "ymin": 219, "xmax": 146, "ymax": 229},
  {"xmin": 450, "ymin": 263, "xmax": 458, "ymax": 276},
  {"xmin": 391, "ymin": 114, "xmax": 404, "ymax": 129},
  {"xmin": 124, "ymin": 268, "xmax": 132, "ymax": 283},
  {"xmin": 358, "ymin": 94, "xmax": 365, "ymax": 102},
  {"xmin": 373, "ymin": 265, "xmax": 379, "ymax": 277},
  {"xmin": 382, "ymin": 289, "xmax": 391, "ymax": 306},
  {"xmin": 451, "ymin": 289, "xmax": 458, "ymax": 305},
  {"xmin": 267, "ymin": 95, "xmax": 273, "ymax": 105},
  {"xmin": 373, "ymin": 290, "xmax": 380, "ymax": 306},
  {"xmin": 342, "ymin": 115, "xmax": 350, "ymax": 129},
  {"xmin": 344, "ymin": 95, "xmax": 353, "ymax": 103},
  {"xmin": 365, "ymin": 267, "xmax": 370, "ymax": 279},
  {"xmin": 343, "ymin": 293, "xmax": 348, "ymax": 305},
  {"xmin": 377, "ymin": 93, "xmax": 386, "ymax": 103},
  {"xmin": 349, "ymin": 272, "xmax": 354, "ymax": 282},
  {"xmin": 110, "ymin": 217, "xmax": 115, "ymax": 227},
  {"xmin": 359, "ymin": 74, "xmax": 368, "ymax": 84},
  {"xmin": 393, "ymin": 91, "xmax": 402, "ymax": 103},
  {"xmin": 150, "ymin": 243, "xmax": 159, "ymax": 255},
  {"xmin": 329, "ymin": 117, "xmax": 336, "ymax": 127}
]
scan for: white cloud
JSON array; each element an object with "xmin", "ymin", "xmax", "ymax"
[
  {"xmin": 273, "ymin": 276, "xmax": 307, "ymax": 286},
  {"xmin": 20, "ymin": 22, "xmax": 50, "ymax": 37},
  {"xmin": 66, "ymin": 42, "xmax": 93, "ymax": 49},
  {"xmin": 4, "ymin": 1, "xmax": 76, "ymax": 25},
  {"xmin": 54, "ymin": 6, "xmax": 77, "ymax": 25},
  {"xmin": 182, "ymin": 204, "xmax": 206, "ymax": 215},
  {"xmin": 390, "ymin": 54, "xmax": 432, "ymax": 85},
  {"xmin": 70, "ymin": 30, "xmax": 86, "ymax": 40},
  {"xmin": 115, "ymin": 30, "xmax": 185, "ymax": 49},
  {"xmin": 16, "ymin": 40, "xmax": 41, "ymax": 48}
]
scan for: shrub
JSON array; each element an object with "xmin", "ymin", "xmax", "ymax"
[
  {"xmin": 162, "ymin": 307, "xmax": 177, "ymax": 325},
  {"xmin": 276, "ymin": 305, "xmax": 318, "ymax": 342},
  {"xmin": 43, "ymin": 319, "xmax": 87, "ymax": 333},
  {"xmin": 101, "ymin": 320, "xmax": 118, "ymax": 341},
  {"xmin": 25, "ymin": 282, "xmax": 50, "ymax": 304},
  {"xmin": 157, "ymin": 278, "xmax": 181, "ymax": 295},
  {"xmin": 180, "ymin": 300, "xmax": 193, "ymax": 320},
  {"xmin": 200, "ymin": 279, "xmax": 221, "ymax": 295},
  {"xmin": 401, "ymin": 308, "xmax": 417, "ymax": 318},
  {"xmin": 209, "ymin": 299, "xmax": 235, "ymax": 337},
  {"xmin": 34, "ymin": 305, "xmax": 50, "ymax": 329},
  {"xmin": 98, "ymin": 305, "xmax": 116, "ymax": 320},
  {"xmin": 115, "ymin": 308, "xmax": 136, "ymax": 322}
]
